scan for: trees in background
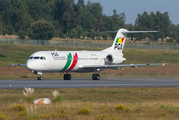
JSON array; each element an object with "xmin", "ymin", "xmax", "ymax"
[
  {"xmin": 0, "ymin": 0, "xmax": 178, "ymax": 42},
  {"xmin": 0, "ymin": 20, "xmax": 3, "ymax": 34},
  {"xmin": 28, "ymin": 20, "xmax": 55, "ymax": 40},
  {"xmin": 17, "ymin": 30, "xmax": 27, "ymax": 39},
  {"xmin": 134, "ymin": 11, "xmax": 172, "ymax": 42}
]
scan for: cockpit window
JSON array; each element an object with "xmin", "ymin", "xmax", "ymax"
[
  {"xmin": 34, "ymin": 57, "xmax": 40, "ymax": 59},
  {"xmin": 40, "ymin": 56, "xmax": 46, "ymax": 60},
  {"xmin": 29, "ymin": 56, "xmax": 46, "ymax": 60}
]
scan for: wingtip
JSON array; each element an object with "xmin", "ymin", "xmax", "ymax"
[
  {"xmin": 163, "ymin": 63, "xmax": 168, "ymax": 66},
  {"xmin": 9, "ymin": 64, "xmax": 14, "ymax": 66}
]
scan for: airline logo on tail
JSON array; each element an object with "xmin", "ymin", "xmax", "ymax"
[{"xmin": 114, "ymin": 37, "xmax": 124, "ymax": 50}]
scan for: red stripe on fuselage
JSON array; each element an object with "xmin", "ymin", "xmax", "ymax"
[{"xmin": 66, "ymin": 53, "xmax": 78, "ymax": 72}]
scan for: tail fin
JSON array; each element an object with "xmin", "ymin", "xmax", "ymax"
[{"xmin": 102, "ymin": 28, "xmax": 157, "ymax": 53}]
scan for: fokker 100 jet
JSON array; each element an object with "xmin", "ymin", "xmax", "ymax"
[{"xmin": 10, "ymin": 28, "xmax": 166, "ymax": 80}]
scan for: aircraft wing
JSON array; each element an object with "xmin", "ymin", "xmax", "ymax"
[
  {"xmin": 80, "ymin": 63, "xmax": 167, "ymax": 69},
  {"xmin": 9, "ymin": 63, "xmax": 26, "ymax": 66}
]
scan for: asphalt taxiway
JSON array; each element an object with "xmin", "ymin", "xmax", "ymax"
[{"xmin": 0, "ymin": 78, "xmax": 179, "ymax": 89}]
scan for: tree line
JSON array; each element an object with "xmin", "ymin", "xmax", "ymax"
[{"xmin": 0, "ymin": 0, "xmax": 178, "ymax": 43}]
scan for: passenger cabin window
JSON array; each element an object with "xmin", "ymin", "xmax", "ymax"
[{"xmin": 34, "ymin": 57, "xmax": 40, "ymax": 59}]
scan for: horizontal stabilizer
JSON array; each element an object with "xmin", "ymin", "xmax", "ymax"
[
  {"xmin": 102, "ymin": 31, "xmax": 158, "ymax": 34},
  {"xmin": 101, "ymin": 31, "xmax": 118, "ymax": 33},
  {"xmin": 121, "ymin": 31, "xmax": 158, "ymax": 34}
]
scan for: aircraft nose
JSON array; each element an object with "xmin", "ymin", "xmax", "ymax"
[
  {"xmin": 123, "ymin": 57, "xmax": 126, "ymax": 62},
  {"xmin": 26, "ymin": 60, "xmax": 34, "ymax": 70}
]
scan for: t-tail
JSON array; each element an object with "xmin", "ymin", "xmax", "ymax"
[{"xmin": 102, "ymin": 28, "xmax": 157, "ymax": 54}]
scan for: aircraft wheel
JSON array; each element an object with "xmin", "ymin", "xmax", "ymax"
[
  {"xmin": 67, "ymin": 74, "xmax": 71, "ymax": 80},
  {"xmin": 37, "ymin": 76, "xmax": 42, "ymax": 80},
  {"xmin": 63, "ymin": 74, "xmax": 67, "ymax": 80},
  {"xmin": 95, "ymin": 74, "xmax": 100, "ymax": 80},
  {"xmin": 92, "ymin": 74, "xmax": 96, "ymax": 80}
]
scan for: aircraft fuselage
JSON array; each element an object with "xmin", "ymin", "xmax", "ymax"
[{"xmin": 26, "ymin": 51, "xmax": 125, "ymax": 73}]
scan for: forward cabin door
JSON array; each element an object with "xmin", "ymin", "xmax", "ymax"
[{"xmin": 47, "ymin": 52, "xmax": 53, "ymax": 70}]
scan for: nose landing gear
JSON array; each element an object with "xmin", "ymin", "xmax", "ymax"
[
  {"xmin": 37, "ymin": 76, "xmax": 42, "ymax": 80},
  {"xmin": 34, "ymin": 71, "xmax": 43, "ymax": 80}
]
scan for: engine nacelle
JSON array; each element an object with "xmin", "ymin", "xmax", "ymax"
[
  {"xmin": 105, "ymin": 54, "xmax": 126, "ymax": 64},
  {"xmin": 105, "ymin": 54, "xmax": 114, "ymax": 64}
]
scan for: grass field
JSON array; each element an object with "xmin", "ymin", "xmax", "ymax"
[
  {"xmin": 1, "ymin": 87, "xmax": 179, "ymax": 119},
  {"xmin": 0, "ymin": 43, "xmax": 179, "ymax": 79}
]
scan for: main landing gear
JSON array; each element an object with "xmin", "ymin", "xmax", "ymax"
[
  {"xmin": 92, "ymin": 69, "xmax": 100, "ymax": 80},
  {"xmin": 63, "ymin": 74, "xmax": 71, "ymax": 80},
  {"xmin": 37, "ymin": 76, "xmax": 42, "ymax": 80},
  {"xmin": 92, "ymin": 74, "xmax": 100, "ymax": 80}
]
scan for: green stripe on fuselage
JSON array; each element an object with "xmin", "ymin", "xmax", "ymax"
[{"xmin": 60, "ymin": 53, "xmax": 72, "ymax": 72}]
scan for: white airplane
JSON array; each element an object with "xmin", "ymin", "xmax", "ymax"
[{"xmin": 10, "ymin": 28, "xmax": 166, "ymax": 80}]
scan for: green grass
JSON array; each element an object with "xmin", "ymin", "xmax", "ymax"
[{"xmin": 1, "ymin": 87, "xmax": 179, "ymax": 119}]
